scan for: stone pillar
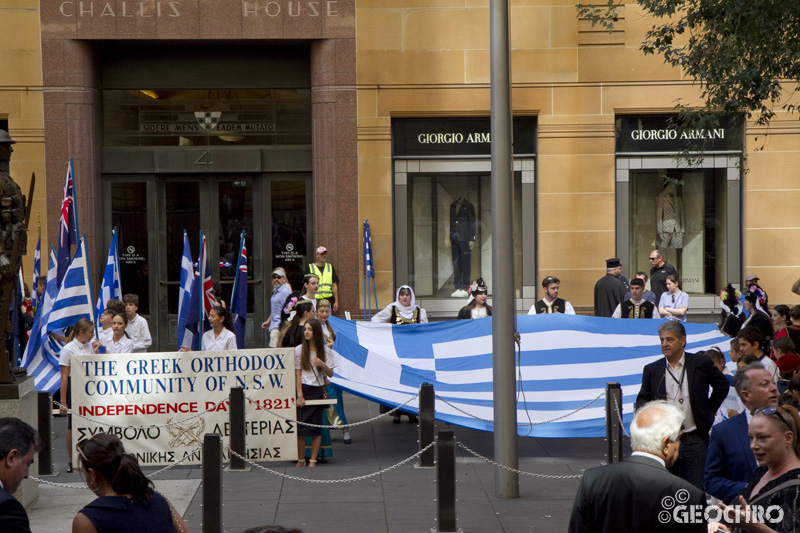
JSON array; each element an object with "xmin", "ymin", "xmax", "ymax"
[
  {"xmin": 310, "ymin": 39, "xmax": 358, "ymax": 316},
  {"xmin": 0, "ymin": 376, "xmax": 39, "ymax": 508}
]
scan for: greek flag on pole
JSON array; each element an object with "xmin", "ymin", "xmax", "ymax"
[
  {"xmin": 328, "ymin": 314, "xmax": 732, "ymax": 438},
  {"xmin": 31, "ymin": 235, "xmax": 41, "ymax": 310},
  {"xmin": 21, "ymin": 250, "xmax": 61, "ymax": 393},
  {"xmin": 95, "ymin": 228, "xmax": 121, "ymax": 322},
  {"xmin": 363, "ymin": 220, "xmax": 374, "ymax": 278},
  {"xmin": 57, "ymin": 159, "xmax": 78, "ymax": 288},
  {"xmin": 230, "ymin": 232, "xmax": 247, "ymax": 349},
  {"xmin": 176, "ymin": 231, "xmax": 194, "ymax": 350},
  {"xmin": 46, "ymin": 239, "xmax": 94, "ymax": 335}
]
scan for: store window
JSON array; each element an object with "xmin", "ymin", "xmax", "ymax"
[
  {"xmin": 408, "ymin": 172, "xmax": 522, "ymax": 297},
  {"xmin": 629, "ymin": 169, "xmax": 727, "ymax": 295}
]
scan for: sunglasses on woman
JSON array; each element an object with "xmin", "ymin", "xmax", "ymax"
[{"xmin": 754, "ymin": 406, "xmax": 792, "ymax": 429}]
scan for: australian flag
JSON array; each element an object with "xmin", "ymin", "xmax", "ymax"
[
  {"xmin": 229, "ymin": 231, "xmax": 247, "ymax": 349},
  {"xmin": 95, "ymin": 228, "xmax": 121, "ymax": 322},
  {"xmin": 57, "ymin": 159, "xmax": 78, "ymax": 288}
]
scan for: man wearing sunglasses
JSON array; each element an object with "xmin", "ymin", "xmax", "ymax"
[
  {"xmin": 648, "ymin": 250, "xmax": 678, "ymax": 306},
  {"xmin": 262, "ymin": 267, "xmax": 292, "ymax": 347},
  {"xmin": 703, "ymin": 362, "xmax": 778, "ymax": 504}
]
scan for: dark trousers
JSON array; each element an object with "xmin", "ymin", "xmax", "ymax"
[
  {"xmin": 451, "ymin": 239, "xmax": 471, "ymax": 290},
  {"xmin": 667, "ymin": 431, "xmax": 706, "ymax": 491}
]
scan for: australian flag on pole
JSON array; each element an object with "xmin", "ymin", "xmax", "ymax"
[
  {"xmin": 176, "ymin": 231, "xmax": 194, "ymax": 350},
  {"xmin": 229, "ymin": 231, "xmax": 247, "ymax": 349},
  {"xmin": 57, "ymin": 159, "xmax": 78, "ymax": 288},
  {"xmin": 21, "ymin": 250, "xmax": 61, "ymax": 393},
  {"xmin": 95, "ymin": 228, "xmax": 121, "ymax": 322}
]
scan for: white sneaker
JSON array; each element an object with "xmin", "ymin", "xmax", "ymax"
[{"xmin": 451, "ymin": 289, "xmax": 461, "ymax": 297}]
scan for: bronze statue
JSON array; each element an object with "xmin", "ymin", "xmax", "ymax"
[{"xmin": 0, "ymin": 130, "xmax": 32, "ymax": 384}]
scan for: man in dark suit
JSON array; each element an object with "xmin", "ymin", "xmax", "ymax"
[
  {"xmin": 635, "ymin": 321, "xmax": 729, "ymax": 490},
  {"xmin": 0, "ymin": 417, "xmax": 38, "ymax": 533},
  {"xmin": 704, "ymin": 363, "xmax": 778, "ymax": 503},
  {"xmin": 569, "ymin": 401, "xmax": 706, "ymax": 532}
]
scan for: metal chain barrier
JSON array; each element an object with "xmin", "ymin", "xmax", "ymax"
[
  {"xmin": 54, "ymin": 400, "xmax": 228, "ymax": 431},
  {"xmin": 613, "ymin": 397, "xmax": 630, "ymax": 437},
  {"xmin": 29, "ymin": 445, "xmax": 202, "ymax": 490},
  {"xmin": 456, "ymin": 441, "xmax": 584, "ymax": 479},
  {"xmin": 435, "ymin": 392, "xmax": 604, "ymax": 426},
  {"xmin": 247, "ymin": 394, "xmax": 419, "ymax": 429},
  {"xmin": 225, "ymin": 441, "xmax": 435, "ymax": 483}
]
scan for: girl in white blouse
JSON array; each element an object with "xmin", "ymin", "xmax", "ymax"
[
  {"xmin": 59, "ymin": 318, "xmax": 98, "ymax": 473},
  {"xmin": 295, "ymin": 319, "xmax": 336, "ymax": 467},
  {"xmin": 103, "ymin": 313, "xmax": 135, "ymax": 354},
  {"xmin": 202, "ymin": 306, "xmax": 238, "ymax": 351}
]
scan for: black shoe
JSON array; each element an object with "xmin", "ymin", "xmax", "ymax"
[
  {"xmin": 408, "ymin": 415, "xmax": 418, "ymax": 424},
  {"xmin": 393, "ymin": 415, "xmax": 401, "ymax": 424},
  {"xmin": 316, "ymin": 456, "xmax": 328, "ymax": 464}
]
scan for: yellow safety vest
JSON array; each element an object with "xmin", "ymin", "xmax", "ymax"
[{"xmin": 309, "ymin": 262, "xmax": 334, "ymax": 299}]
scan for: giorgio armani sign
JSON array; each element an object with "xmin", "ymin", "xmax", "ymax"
[{"xmin": 616, "ymin": 115, "xmax": 742, "ymax": 153}]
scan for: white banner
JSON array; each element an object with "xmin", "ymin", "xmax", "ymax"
[{"xmin": 71, "ymin": 349, "xmax": 297, "ymax": 466}]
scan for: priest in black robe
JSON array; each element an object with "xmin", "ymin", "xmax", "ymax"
[{"xmin": 594, "ymin": 258, "xmax": 627, "ymax": 317}]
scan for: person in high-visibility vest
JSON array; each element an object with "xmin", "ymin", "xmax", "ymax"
[{"xmin": 306, "ymin": 246, "xmax": 340, "ymax": 312}]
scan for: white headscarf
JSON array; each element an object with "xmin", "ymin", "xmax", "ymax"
[{"xmin": 389, "ymin": 285, "xmax": 418, "ymax": 320}]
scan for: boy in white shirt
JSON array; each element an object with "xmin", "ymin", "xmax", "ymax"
[{"xmin": 123, "ymin": 293, "xmax": 152, "ymax": 353}]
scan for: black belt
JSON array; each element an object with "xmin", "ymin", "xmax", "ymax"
[{"xmin": 682, "ymin": 430, "xmax": 700, "ymax": 438}]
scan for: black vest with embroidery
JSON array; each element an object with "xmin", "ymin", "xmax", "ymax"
[
  {"xmin": 389, "ymin": 306, "xmax": 420, "ymax": 325},
  {"xmin": 620, "ymin": 299, "xmax": 655, "ymax": 319},
  {"xmin": 534, "ymin": 298, "xmax": 566, "ymax": 314}
]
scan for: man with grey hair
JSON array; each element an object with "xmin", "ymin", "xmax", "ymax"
[
  {"xmin": 0, "ymin": 417, "xmax": 38, "ymax": 532},
  {"xmin": 569, "ymin": 401, "xmax": 706, "ymax": 532},
  {"xmin": 704, "ymin": 362, "xmax": 778, "ymax": 503},
  {"xmin": 635, "ymin": 321, "xmax": 729, "ymax": 490}
]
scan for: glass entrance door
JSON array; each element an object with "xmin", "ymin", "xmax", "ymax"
[{"xmin": 106, "ymin": 173, "xmax": 311, "ymax": 351}]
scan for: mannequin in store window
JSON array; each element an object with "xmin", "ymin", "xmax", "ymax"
[
  {"xmin": 449, "ymin": 197, "xmax": 476, "ymax": 298},
  {"xmin": 656, "ymin": 179, "xmax": 684, "ymax": 249}
]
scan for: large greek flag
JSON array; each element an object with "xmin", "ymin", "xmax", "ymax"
[
  {"xmin": 95, "ymin": 228, "xmax": 121, "ymax": 322},
  {"xmin": 176, "ymin": 231, "xmax": 194, "ymax": 350},
  {"xmin": 328, "ymin": 314, "xmax": 731, "ymax": 438},
  {"xmin": 46, "ymin": 239, "xmax": 94, "ymax": 334},
  {"xmin": 21, "ymin": 250, "xmax": 61, "ymax": 393}
]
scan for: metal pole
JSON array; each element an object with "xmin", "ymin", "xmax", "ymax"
[
  {"xmin": 418, "ymin": 382, "xmax": 435, "ymax": 468},
  {"xmin": 435, "ymin": 430, "xmax": 457, "ymax": 532},
  {"xmin": 490, "ymin": 0, "xmax": 519, "ymax": 499},
  {"xmin": 606, "ymin": 383, "xmax": 623, "ymax": 463},
  {"xmin": 228, "ymin": 387, "xmax": 248, "ymax": 471},
  {"xmin": 37, "ymin": 392, "xmax": 54, "ymax": 476},
  {"xmin": 202, "ymin": 433, "xmax": 223, "ymax": 533}
]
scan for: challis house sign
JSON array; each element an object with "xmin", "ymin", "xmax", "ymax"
[{"xmin": 57, "ymin": 1, "xmax": 342, "ymax": 18}]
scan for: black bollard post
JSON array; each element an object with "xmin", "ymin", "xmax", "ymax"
[
  {"xmin": 435, "ymin": 430, "xmax": 458, "ymax": 532},
  {"xmin": 37, "ymin": 392, "xmax": 54, "ymax": 476},
  {"xmin": 605, "ymin": 382, "xmax": 623, "ymax": 464},
  {"xmin": 228, "ymin": 387, "xmax": 248, "ymax": 471},
  {"xmin": 418, "ymin": 382, "xmax": 435, "ymax": 468},
  {"xmin": 202, "ymin": 433, "xmax": 223, "ymax": 533}
]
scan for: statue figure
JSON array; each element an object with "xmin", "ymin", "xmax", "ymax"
[{"xmin": 0, "ymin": 130, "xmax": 30, "ymax": 383}]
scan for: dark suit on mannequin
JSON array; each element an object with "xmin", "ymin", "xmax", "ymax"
[
  {"xmin": 449, "ymin": 198, "xmax": 476, "ymax": 292},
  {"xmin": 0, "ymin": 485, "xmax": 31, "ymax": 533},
  {"xmin": 569, "ymin": 454, "xmax": 706, "ymax": 533},
  {"xmin": 703, "ymin": 412, "xmax": 756, "ymax": 504}
]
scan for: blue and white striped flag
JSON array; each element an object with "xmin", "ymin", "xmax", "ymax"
[
  {"xmin": 95, "ymin": 228, "xmax": 121, "ymax": 322},
  {"xmin": 176, "ymin": 231, "xmax": 194, "ymax": 350},
  {"xmin": 363, "ymin": 220, "xmax": 374, "ymax": 278},
  {"xmin": 31, "ymin": 235, "xmax": 41, "ymax": 311},
  {"xmin": 46, "ymin": 238, "xmax": 94, "ymax": 335},
  {"xmin": 328, "ymin": 314, "xmax": 732, "ymax": 438},
  {"xmin": 21, "ymin": 250, "xmax": 61, "ymax": 393}
]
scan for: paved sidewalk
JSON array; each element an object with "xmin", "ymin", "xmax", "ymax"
[{"xmin": 30, "ymin": 393, "xmax": 609, "ymax": 532}]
